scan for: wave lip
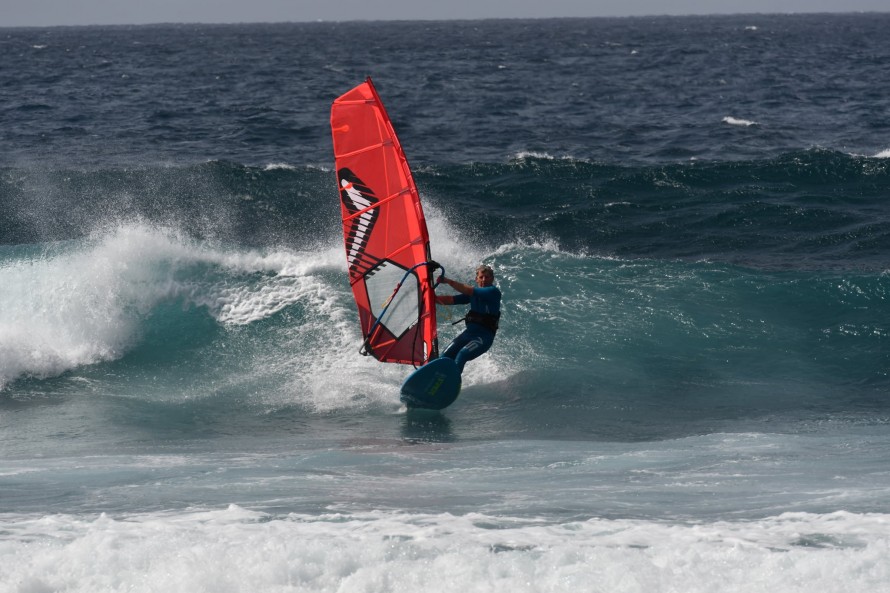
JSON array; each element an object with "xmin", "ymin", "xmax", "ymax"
[
  {"xmin": 0, "ymin": 223, "xmax": 332, "ymax": 390},
  {"xmin": 0, "ymin": 225, "xmax": 175, "ymax": 389}
]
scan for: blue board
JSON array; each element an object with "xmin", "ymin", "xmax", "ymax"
[{"xmin": 400, "ymin": 357, "xmax": 462, "ymax": 410}]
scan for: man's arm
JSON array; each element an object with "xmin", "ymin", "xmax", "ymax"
[
  {"xmin": 436, "ymin": 276, "xmax": 473, "ymax": 305},
  {"xmin": 440, "ymin": 276, "xmax": 473, "ymax": 296}
]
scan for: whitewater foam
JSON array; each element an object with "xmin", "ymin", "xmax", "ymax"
[
  {"xmin": 1, "ymin": 508, "xmax": 887, "ymax": 593},
  {"xmin": 201, "ymin": 246, "xmax": 345, "ymax": 326},
  {"xmin": 723, "ymin": 116, "xmax": 759, "ymax": 127}
]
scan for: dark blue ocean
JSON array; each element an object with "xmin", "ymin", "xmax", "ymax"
[{"xmin": 2, "ymin": 14, "xmax": 889, "ymax": 592}]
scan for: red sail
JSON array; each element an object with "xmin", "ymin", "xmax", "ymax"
[{"xmin": 330, "ymin": 78, "xmax": 438, "ymax": 366}]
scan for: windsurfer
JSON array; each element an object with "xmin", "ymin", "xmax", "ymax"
[{"xmin": 435, "ymin": 264, "xmax": 502, "ymax": 373}]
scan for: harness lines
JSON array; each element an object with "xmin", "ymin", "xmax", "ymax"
[{"xmin": 453, "ymin": 310, "xmax": 500, "ymax": 335}]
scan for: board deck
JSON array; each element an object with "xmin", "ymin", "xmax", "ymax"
[{"xmin": 399, "ymin": 358, "xmax": 461, "ymax": 410}]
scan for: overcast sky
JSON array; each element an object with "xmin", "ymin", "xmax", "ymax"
[{"xmin": 3, "ymin": 0, "xmax": 888, "ymax": 27}]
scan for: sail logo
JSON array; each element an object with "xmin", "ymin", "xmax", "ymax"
[{"xmin": 338, "ymin": 168, "xmax": 380, "ymax": 278}]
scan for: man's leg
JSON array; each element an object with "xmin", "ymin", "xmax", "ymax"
[
  {"xmin": 452, "ymin": 331, "xmax": 494, "ymax": 373},
  {"xmin": 442, "ymin": 330, "xmax": 471, "ymax": 361}
]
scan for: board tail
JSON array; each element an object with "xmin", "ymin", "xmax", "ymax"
[{"xmin": 400, "ymin": 357, "xmax": 462, "ymax": 410}]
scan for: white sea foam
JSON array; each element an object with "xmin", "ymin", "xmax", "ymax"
[
  {"xmin": 510, "ymin": 151, "xmax": 591, "ymax": 163},
  {"xmin": 1, "ymin": 508, "xmax": 887, "ymax": 593},
  {"xmin": 203, "ymin": 246, "xmax": 344, "ymax": 326},
  {"xmin": 723, "ymin": 116, "xmax": 759, "ymax": 127},
  {"xmin": 874, "ymin": 148, "xmax": 890, "ymax": 159},
  {"xmin": 513, "ymin": 150, "xmax": 555, "ymax": 160}
]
